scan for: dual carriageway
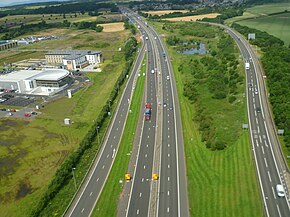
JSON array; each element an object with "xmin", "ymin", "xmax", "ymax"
[{"xmin": 65, "ymin": 10, "xmax": 290, "ymax": 217}]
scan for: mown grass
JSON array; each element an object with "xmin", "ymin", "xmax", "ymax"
[
  {"xmin": 151, "ymin": 21, "xmax": 263, "ymax": 217},
  {"xmin": 92, "ymin": 58, "xmax": 146, "ymax": 217},
  {"xmin": 237, "ymin": 13, "xmax": 290, "ymax": 46},
  {"xmin": 0, "ymin": 29, "xmax": 130, "ymax": 217},
  {"xmin": 225, "ymin": 3, "xmax": 290, "ymax": 46}
]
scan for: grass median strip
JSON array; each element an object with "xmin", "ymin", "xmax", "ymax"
[{"xmin": 92, "ymin": 58, "xmax": 146, "ymax": 217}]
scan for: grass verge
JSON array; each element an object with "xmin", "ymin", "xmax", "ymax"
[
  {"xmin": 151, "ymin": 21, "xmax": 263, "ymax": 217},
  {"xmin": 91, "ymin": 58, "xmax": 146, "ymax": 217}
]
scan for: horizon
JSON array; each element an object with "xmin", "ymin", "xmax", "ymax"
[{"xmin": 0, "ymin": 0, "xmax": 68, "ymax": 7}]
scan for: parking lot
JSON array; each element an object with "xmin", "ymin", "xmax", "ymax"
[{"xmin": 0, "ymin": 95, "xmax": 35, "ymax": 107}]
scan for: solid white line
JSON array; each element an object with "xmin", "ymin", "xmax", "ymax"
[{"xmin": 268, "ymin": 171, "xmax": 272, "ymax": 182}]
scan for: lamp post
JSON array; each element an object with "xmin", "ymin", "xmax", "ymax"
[{"xmin": 72, "ymin": 167, "xmax": 77, "ymax": 190}]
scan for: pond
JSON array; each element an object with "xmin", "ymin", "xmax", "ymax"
[{"xmin": 177, "ymin": 43, "xmax": 208, "ymax": 55}]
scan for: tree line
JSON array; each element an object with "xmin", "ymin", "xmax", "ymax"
[
  {"xmin": 233, "ymin": 23, "xmax": 290, "ymax": 157},
  {"xmin": 0, "ymin": 2, "xmax": 118, "ymax": 16},
  {"xmin": 0, "ymin": 19, "xmax": 110, "ymax": 40}
]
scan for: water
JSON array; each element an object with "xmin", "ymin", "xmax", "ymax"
[{"xmin": 177, "ymin": 43, "xmax": 208, "ymax": 55}]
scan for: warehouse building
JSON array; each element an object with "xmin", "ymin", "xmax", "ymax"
[
  {"xmin": 45, "ymin": 50, "xmax": 102, "ymax": 70},
  {"xmin": 0, "ymin": 69, "xmax": 70, "ymax": 95}
]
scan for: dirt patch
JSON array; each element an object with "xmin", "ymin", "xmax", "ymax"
[
  {"xmin": 163, "ymin": 13, "xmax": 220, "ymax": 21},
  {"xmin": 0, "ymin": 136, "xmax": 24, "ymax": 147},
  {"xmin": 145, "ymin": 10, "xmax": 189, "ymax": 16},
  {"xmin": 15, "ymin": 181, "xmax": 33, "ymax": 200},
  {"xmin": 0, "ymin": 149, "xmax": 27, "ymax": 178},
  {"xmin": 99, "ymin": 22, "xmax": 125, "ymax": 32}
]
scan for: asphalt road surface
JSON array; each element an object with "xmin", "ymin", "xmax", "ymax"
[
  {"xmin": 65, "ymin": 42, "xmax": 146, "ymax": 217},
  {"xmin": 122, "ymin": 9, "xmax": 189, "ymax": 217},
  {"xmin": 218, "ymin": 24, "xmax": 290, "ymax": 217}
]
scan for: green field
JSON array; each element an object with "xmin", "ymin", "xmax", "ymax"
[
  {"xmin": 226, "ymin": 3, "xmax": 290, "ymax": 46},
  {"xmin": 151, "ymin": 21, "xmax": 263, "ymax": 217},
  {"xmin": 237, "ymin": 13, "xmax": 290, "ymax": 46},
  {"xmin": 0, "ymin": 28, "xmax": 130, "ymax": 217},
  {"xmin": 92, "ymin": 56, "xmax": 146, "ymax": 217}
]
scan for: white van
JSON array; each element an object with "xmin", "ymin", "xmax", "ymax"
[{"xmin": 276, "ymin": 184, "xmax": 285, "ymax": 197}]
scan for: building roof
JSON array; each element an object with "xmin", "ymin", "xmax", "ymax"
[
  {"xmin": 35, "ymin": 69, "xmax": 69, "ymax": 81},
  {"xmin": 0, "ymin": 70, "xmax": 43, "ymax": 82},
  {"xmin": 46, "ymin": 50, "xmax": 101, "ymax": 56},
  {"xmin": 0, "ymin": 69, "xmax": 70, "ymax": 82}
]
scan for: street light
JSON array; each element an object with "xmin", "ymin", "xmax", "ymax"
[{"xmin": 72, "ymin": 167, "xmax": 77, "ymax": 190}]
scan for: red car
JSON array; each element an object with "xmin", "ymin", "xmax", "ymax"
[
  {"xmin": 24, "ymin": 113, "xmax": 31, "ymax": 117},
  {"xmin": 10, "ymin": 109, "xmax": 16, "ymax": 112}
]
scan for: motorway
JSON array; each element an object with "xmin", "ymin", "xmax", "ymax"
[
  {"xmin": 123, "ymin": 10, "xmax": 189, "ymax": 217},
  {"xmin": 220, "ymin": 24, "xmax": 290, "ymax": 217},
  {"xmin": 65, "ymin": 41, "xmax": 146, "ymax": 217}
]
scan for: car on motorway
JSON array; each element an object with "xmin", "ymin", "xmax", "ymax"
[
  {"xmin": 256, "ymin": 107, "xmax": 261, "ymax": 113},
  {"xmin": 276, "ymin": 184, "xmax": 285, "ymax": 197},
  {"xmin": 163, "ymin": 103, "xmax": 167, "ymax": 108},
  {"xmin": 254, "ymin": 89, "xmax": 258, "ymax": 95},
  {"xmin": 24, "ymin": 113, "xmax": 31, "ymax": 117},
  {"xmin": 166, "ymin": 75, "xmax": 170, "ymax": 80},
  {"xmin": 152, "ymin": 173, "xmax": 159, "ymax": 180},
  {"xmin": 125, "ymin": 173, "xmax": 131, "ymax": 181},
  {"xmin": 151, "ymin": 69, "xmax": 155, "ymax": 74}
]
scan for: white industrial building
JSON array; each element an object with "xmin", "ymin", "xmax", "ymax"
[
  {"xmin": 45, "ymin": 50, "xmax": 102, "ymax": 70},
  {"xmin": 0, "ymin": 69, "xmax": 70, "ymax": 95}
]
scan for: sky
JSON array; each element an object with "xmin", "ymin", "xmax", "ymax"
[{"xmin": 0, "ymin": 0, "xmax": 67, "ymax": 7}]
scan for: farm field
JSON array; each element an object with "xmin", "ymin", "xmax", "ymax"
[
  {"xmin": 144, "ymin": 10, "xmax": 189, "ymax": 16},
  {"xmin": 163, "ymin": 13, "xmax": 220, "ymax": 21},
  {"xmin": 226, "ymin": 2, "xmax": 290, "ymax": 23},
  {"xmin": 100, "ymin": 22, "xmax": 125, "ymax": 32},
  {"xmin": 0, "ymin": 28, "xmax": 131, "ymax": 217},
  {"xmin": 151, "ymin": 21, "xmax": 263, "ymax": 217},
  {"xmin": 237, "ymin": 13, "xmax": 290, "ymax": 46}
]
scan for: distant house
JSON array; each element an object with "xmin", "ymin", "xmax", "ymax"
[{"xmin": 45, "ymin": 50, "xmax": 102, "ymax": 70}]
